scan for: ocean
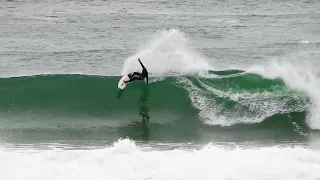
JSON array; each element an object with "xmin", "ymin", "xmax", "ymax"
[{"xmin": 1, "ymin": 0, "xmax": 320, "ymax": 179}]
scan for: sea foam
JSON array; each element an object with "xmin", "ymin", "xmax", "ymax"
[{"xmin": 1, "ymin": 138, "xmax": 320, "ymax": 180}]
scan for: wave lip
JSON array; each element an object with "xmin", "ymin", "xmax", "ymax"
[{"xmin": 247, "ymin": 60, "xmax": 320, "ymax": 130}]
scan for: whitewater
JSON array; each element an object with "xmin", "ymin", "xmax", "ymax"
[{"xmin": 1, "ymin": 139, "xmax": 320, "ymax": 180}]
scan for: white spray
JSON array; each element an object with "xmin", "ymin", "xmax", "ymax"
[
  {"xmin": 121, "ymin": 28, "xmax": 212, "ymax": 76},
  {"xmin": 247, "ymin": 59, "xmax": 320, "ymax": 129}
]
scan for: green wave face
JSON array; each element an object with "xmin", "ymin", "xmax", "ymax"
[
  {"xmin": 0, "ymin": 71, "xmax": 311, "ymax": 134},
  {"xmin": 0, "ymin": 74, "xmax": 200, "ymax": 130}
]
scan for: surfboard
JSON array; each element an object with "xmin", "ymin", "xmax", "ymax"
[{"xmin": 118, "ymin": 75, "xmax": 130, "ymax": 90}]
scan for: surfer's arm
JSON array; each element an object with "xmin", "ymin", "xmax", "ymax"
[
  {"xmin": 146, "ymin": 76, "xmax": 148, "ymax": 84},
  {"xmin": 138, "ymin": 58, "xmax": 146, "ymax": 69}
]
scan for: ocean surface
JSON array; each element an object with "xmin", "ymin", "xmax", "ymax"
[{"xmin": 1, "ymin": 0, "xmax": 320, "ymax": 179}]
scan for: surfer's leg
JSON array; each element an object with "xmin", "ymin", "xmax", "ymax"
[
  {"xmin": 141, "ymin": 68, "xmax": 148, "ymax": 84},
  {"xmin": 132, "ymin": 72, "xmax": 144, "ymax": 80},
  {"xmin": 132, "ymin": 72, "xmax": 141, "ymax": 76},
  {"xmin": 128, "ymin": 72, "xmax": 142, "ymax": 79}
]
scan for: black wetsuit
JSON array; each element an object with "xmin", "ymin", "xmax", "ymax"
[{"xmin": 126, "ymin": 58, "xmax": 148, "ymax": 84}]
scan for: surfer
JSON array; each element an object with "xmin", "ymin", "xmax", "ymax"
[{"xmin": 124, "ymin": 58, "xmax": 149, "ymax": 84}]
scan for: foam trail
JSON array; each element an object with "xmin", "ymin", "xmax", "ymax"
[
  {"xmin": 1, "ymin": 138, "xmax": 320, "ymax": 180},
  {"xmin": 247, "ymin": 60, "xmax": 320, "ymax": 129},
  {"xmin": 121, "ymin": 28, "xmax": 212, "ymax": 76},
  {"xmin": 178, "ymin": 76, "xmax": 305, "ymax": 126}
]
